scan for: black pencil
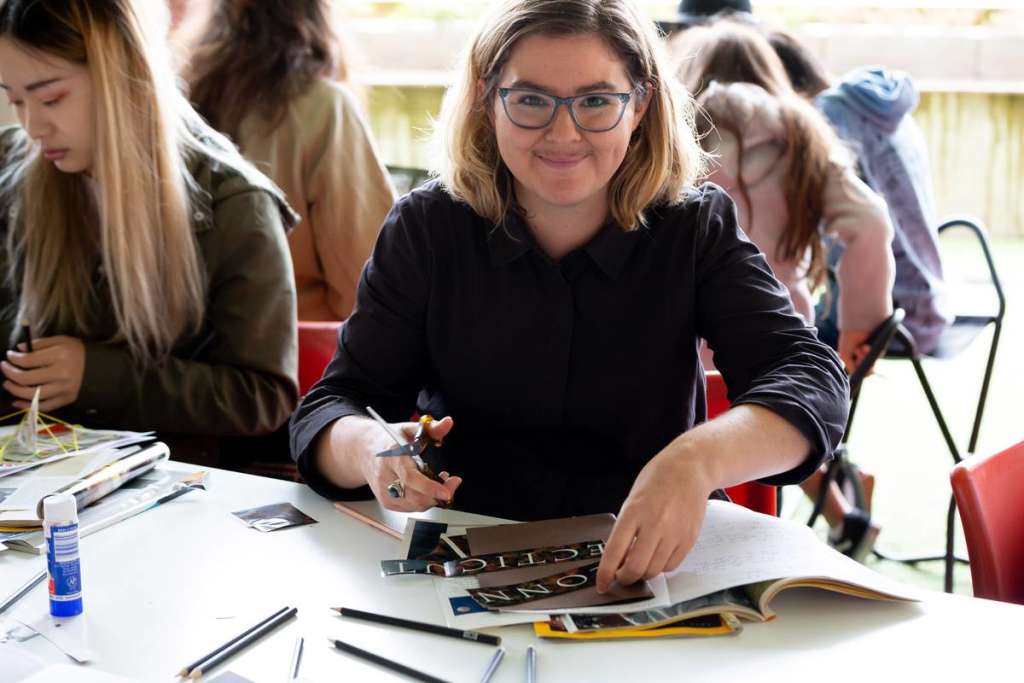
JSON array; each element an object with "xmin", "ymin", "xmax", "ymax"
[
  {"xmin": 329, "ymin": 638, "xmax": 451, "ymax": 683},
  {"xmin": 17, "ymin": 319, "xmax": 31, "ymax": 352},
  {"xmin": 177, "ymin": 606, "xmax": 296, "ymax": 679},
  {"xmin": 0, "ymin": 569, "xmax": 46, "ymax": 615},
  {"xmin": 331, "ymin": 606, "xmax": 501, "ymax": 646}
]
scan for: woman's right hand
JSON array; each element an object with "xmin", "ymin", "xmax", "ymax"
[{"xmin": 356, "ymin": 415, "xmax": 462, "ymax": 512}]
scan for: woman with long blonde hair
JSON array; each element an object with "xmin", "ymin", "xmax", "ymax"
[
  {"xmin": 291, "ymin": 0, "xmax": 847, "ymax": 589},
  {"xmin": 0, "ymin": 0, "xmax": 298, "ymax": 449}
]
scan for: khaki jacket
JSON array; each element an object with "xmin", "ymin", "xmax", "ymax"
[
  {"xmin": 237, "ymin": 79, "xmax": 396, "ymax": 321},
  {"xmin": 0, "ymin": 126, "xmax": 300, "ymax": 437}
]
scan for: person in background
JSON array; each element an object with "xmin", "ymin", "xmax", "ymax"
[
  {"xmin": 674, "ymin": 22, "xmax": 894, "ymax": 558},
  {"xmin": 655, "ymin": 0, "xmax": 755, "ymax": 37},
  {"xmin": 291, "ymin": 0, "xmax": 848, "ymax": 590},
  {"xmin": 767, "ymin": 29, "xmax": 952, "ymax": 356},
  {"xmin": 0, "ymin": 0, "xmax": 298, "ymax": 458},
  {"xmin": 185, "ymin": 0, "xmax": 396, "ymax": 321}
]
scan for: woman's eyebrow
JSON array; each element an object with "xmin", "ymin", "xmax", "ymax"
[
  {"xmin": 0, "ymin": 77, "xmax": 65, "ymax": 92},
  {"xmin": 506, "ymin": 79, "xmax": 621, "ymax": 94}
]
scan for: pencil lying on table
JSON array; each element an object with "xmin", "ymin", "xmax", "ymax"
[
  {"xmin": 331, "ymin": 606, "xmax": 501, "ymax": 646},
  {"xmin": 329, "ymin": 638, "xmax": 451, "ymax": 683},
  {"xmin": 177, "ymin": 605, "xmax": 297, "ymax": 679}
]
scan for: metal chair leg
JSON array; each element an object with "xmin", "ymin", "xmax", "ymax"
[
  {"xmin": 909, "ymin": 357, "xmax": 962, "ymax": 464},
  {"xmin": 967, "ymin": 320, "xmax": 1002, "ymax": 455},
  {"xmin": 807, "ymin": 454, "xmax": 841, "ymax": 528}
]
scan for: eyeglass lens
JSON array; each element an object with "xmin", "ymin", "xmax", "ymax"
[{"xmin": 502, "ymin": 90, "xmax": 627, "ymax": 132}]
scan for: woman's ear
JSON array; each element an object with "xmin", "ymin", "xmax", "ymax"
[{"xmin": 631, "ymin": 80, "xmax": 654, "ymax": 131}]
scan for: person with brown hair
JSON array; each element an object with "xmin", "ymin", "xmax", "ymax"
[
  {"xmin": 0, "ymin": 0, "xmax": 298, "ymax": 445},
  {"xmin": 674, "ymin": 21, "xmax": 894, "ymax": 558},
  {"xmin": 186, "ymin": 0, "xmax": 395, "ymax": 321},
  {"xmin": 291, "ymin": 0, "xmax": 848, "ymax": 589},
  {"xmin": 766, "ymin": 28, "xmax": 952, "ymax": 357}
]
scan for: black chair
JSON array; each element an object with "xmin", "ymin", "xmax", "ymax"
[
  {"xmin": 846, "ymin": 217, "xmax": 1006, "ymax": 592},
  {"xmin": 387, "ymin": 165, "xmax": 431, "ymax": 196},
  {"xmin": 807, "ymin": 308, "xmax": 907, "ymax": 530}
]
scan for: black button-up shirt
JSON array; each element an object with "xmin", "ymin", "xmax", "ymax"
[{"xmin": 290, "ymin": 182, "xmax": 848, "ymax": 520}]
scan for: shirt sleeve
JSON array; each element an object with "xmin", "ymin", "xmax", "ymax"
[
  {"xmin": 307, "ymin": 85, "xmax": 397, "ymax": 320},
  {"xmin": 693, "ymin": 184, "xmax": 849, "ymax": 485},
  {"xmin": 71, "ymin": 188, "xmax": 299, "ymax": 435},
  {"xmin": 289, "ymin": 193, "xmax": 432, "ymax": 499},
  {"xmin": 821, "ymin": 163, "xmax": 896, "ymax": 332}
]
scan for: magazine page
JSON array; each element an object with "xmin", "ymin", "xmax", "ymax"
[{"xmin": 661, "ymin": 501, "xmax": 921, "ymax": 606}]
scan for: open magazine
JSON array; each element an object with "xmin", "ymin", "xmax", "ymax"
[
  {"xmin": 0, "ymin": 440, "xmax": 166, "ymax": 529},
  {"xmin": 533, "ymin": 500, "xmax": 920, "ymax": 639}
]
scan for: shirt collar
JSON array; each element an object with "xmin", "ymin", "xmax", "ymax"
[{"xmin": 486, "ymin": 209, "xmax": 645, "ymax": 280}]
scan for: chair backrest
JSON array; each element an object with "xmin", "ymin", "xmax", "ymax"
[
  {"xmin": 950, "ymin": 440, "xmax": 1024, "ymax": 604},
  {"xmin": 387, "ymin": 165, "xmax": 431, "ymax": 196},
  {"xmin": 707, "ymin": 371, "xmax": 777, "ymax": 516},
  {"xmin": 298, "ymin": 321, "xmax": 342, "ymax": 396},
  {"xmin": 849, "ymin": 308, "xmax": 905, "ymax": 399}
]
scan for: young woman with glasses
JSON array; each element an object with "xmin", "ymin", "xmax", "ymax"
[{"xmin": 290, "ymin": 0, "xmax": 848, "ymax": 590}]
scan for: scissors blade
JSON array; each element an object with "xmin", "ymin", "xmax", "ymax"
[{"xmin": 365, "ymin": 405, "xmax": 409, "ymax": 446}]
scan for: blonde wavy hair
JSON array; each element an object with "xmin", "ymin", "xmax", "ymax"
[
  {"xmin": 433, "ymin": 0, "xmax": 707, "ymax": 231},
  {"xmin": 0, "ymin": 0, "xmax": 239, "ymax": 364}
]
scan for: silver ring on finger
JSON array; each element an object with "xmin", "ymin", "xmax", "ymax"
[{"xmin": 386, "ymin": 479, "xmax": 406, "ymax": 499}]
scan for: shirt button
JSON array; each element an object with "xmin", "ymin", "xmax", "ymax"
[{"xmin": 193, "ymin": 210, "xmax": 205, "ymax": 221}]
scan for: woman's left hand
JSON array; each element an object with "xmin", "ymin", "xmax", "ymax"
[
  {"xmin": 1, "ymin": 336, "xmax": 87, "ymax": 412},
  {"xmin": 596, "ymin": 447, "xmax": 713, "ymax": 593}
]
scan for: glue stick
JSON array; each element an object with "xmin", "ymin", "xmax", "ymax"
[{"xmin": 43, "ymin": 493, "xmax": 84, "ymax": 617}]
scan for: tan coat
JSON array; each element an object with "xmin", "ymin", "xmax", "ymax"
[
  {"xmin": 0, "ymin": 126, "xmax": 300, "ymax": 438},
  {"xmin": 699, "ymin": 82, "xmax": 895, "ymax": 333},
  {"xmin": 236, "ymin": 79, "xmax": 396, "ymax": 321}
]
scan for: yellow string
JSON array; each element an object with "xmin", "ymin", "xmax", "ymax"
[{"xmin": 0, "ymin": 408, "xmax": 83, "ymax": 465}]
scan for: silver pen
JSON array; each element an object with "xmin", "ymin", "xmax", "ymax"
[
  {"xmin": 480, "ymin": 647, "xmax": 506, "ymax": 683},
  {"xmin": 526, "ymin": 645, "xmax": 537, "ymax": 683}
]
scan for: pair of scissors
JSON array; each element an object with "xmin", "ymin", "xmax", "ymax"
[{"xmin": 366, "ymin": 407, "xmax": 451, "ymax": 508}]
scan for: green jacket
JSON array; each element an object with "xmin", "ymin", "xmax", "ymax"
[{"xmin": 0, "ymin": 126, "xmax": 300, "ymax": 438}]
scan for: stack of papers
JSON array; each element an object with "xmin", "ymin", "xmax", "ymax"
[
  {"xmin": 0, "ymin": 430, "xmax": 164, "ymax": 530},
  {"xmin": 376, "ymin": 501, "xmax": 920, "ymax": 640}
]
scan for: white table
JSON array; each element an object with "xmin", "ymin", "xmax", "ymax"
[{"xmin": 2, "ymin": 464, "xmax": 1021, "ymax": 682}]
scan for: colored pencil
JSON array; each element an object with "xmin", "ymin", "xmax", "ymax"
[
  {"xmin": 331, "ymin": 606, "xmax": 501, "ymax": 646},
  {"xmin": 329, "ymin": 638, "xmax": 450, "ymax": 683}
]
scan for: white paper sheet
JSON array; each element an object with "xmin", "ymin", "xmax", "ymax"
[{"xmin": 661, "ymin": 501, "xmax": 921, "ymax": 606}]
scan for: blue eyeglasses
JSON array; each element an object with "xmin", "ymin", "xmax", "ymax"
[{"xmin": 497, "ymin": 87, "xmax": 634, "ymax": 132}]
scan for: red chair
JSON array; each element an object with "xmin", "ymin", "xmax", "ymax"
[
  {"xmin": 708, "ymin": 371, "xmax": 778, "ymax": 516},
  {"xmin": 298, "ymin": 321, "xmax": 342, "ymax": 396},
  {"xmin": 950, "ymin": 440, "xmax": 1024, "ymax": 604}
]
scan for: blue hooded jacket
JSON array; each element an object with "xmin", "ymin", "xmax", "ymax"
[{"xmin": 817, "ymin": 67, "xmax": 952, "ymax": 354}]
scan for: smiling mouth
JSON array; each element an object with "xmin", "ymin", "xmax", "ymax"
[{"xmin": 536, "ymin": 154, "xmax": 586, "ymax": 168}]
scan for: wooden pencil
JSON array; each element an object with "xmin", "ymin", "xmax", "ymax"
[
  {"xmin": 177, "ymin": 606, "xmax": 295, "ymax": 679},
  {"xmin": 329, "ymin": 638, "xmax": 451, "ymax": 683},
  {"xmin": 332, "ymin": 606, "xmax": 501, "ymax": 646},
  {"xmin": 333, "ymin": 501, "xmax": 403, "ymax": 540}
]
